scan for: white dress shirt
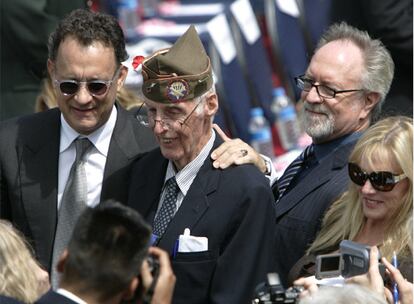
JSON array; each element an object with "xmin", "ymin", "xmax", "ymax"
[
  {"xmin": 155, "ymin": 130, "xmax": 216, "ymax": 217},
  {"xmin": 57, "ymin": 106, "xmax": 117, "ymax": 209}
]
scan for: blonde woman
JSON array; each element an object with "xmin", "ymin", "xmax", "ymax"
[
  {"xmin": 289, "ymin": 116, "xmax": 413, "ymax": 284},
  {"xmin": 0, "ymin": 220, "xmax": 49, "ymax": 303}
]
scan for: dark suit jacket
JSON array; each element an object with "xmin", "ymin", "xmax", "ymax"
[
  {"xmin": 128, "ymin": 135, "xmax": 276, "ymax": 304},
  {"xmin": 35, "ymin": 290, "xmax": 77, "ymax": 304},
  {"xmin": 0, "ymin": 295, "xmax": 24, "ymax": 304},
  {"xmin": 273, "ymin": 139, "xmax": 357, "ymax": 286},
  {"xmin": 0, "ymin": 105, "xmax": 157, "ymax": 271}
]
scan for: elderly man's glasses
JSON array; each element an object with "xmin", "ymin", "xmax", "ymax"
[
  {"xmin": 136, "ymin": 100, "xmax": 202, "ymax": 130},
  {"xmin": 54, "ymin": 67, "xmax": 121, "ymax": 97},
  {"xmin": 295, "ymin": 75, "xmax": 364, "ymax": 99},
  {"xmin": 348, "ymin": 163, "xmax": 406, "ymax": 192}
]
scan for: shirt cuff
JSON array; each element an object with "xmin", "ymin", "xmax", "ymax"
[{"xmin": 260, "ymin": 154, "xmax": 277, "ymax": 186}]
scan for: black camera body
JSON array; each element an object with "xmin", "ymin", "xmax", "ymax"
[
  {"xmin": 252, "ymin": 273, "xmax": 303, "ymax": 304},
  {"xmin": 315, "ymin": 240, "xmax": 383, "ymax": 279}
]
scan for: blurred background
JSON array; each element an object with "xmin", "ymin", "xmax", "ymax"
[{"xmin": 1, "ymin": 0, "xmax": 412, "ymax": 169}]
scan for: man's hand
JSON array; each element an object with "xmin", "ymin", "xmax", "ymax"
[
  {"xmin": 210, "ymin": 124, "xmax": 267, "ymax": 173},
  {"xmin": 141, "ymin": 246, "xmax": 176, "ymax": 304}
]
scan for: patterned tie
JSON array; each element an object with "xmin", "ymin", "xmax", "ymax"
[
  {"xmin": 51, "ymin": 137, "xmax": 92, "ymax": 289},
  {"xmin": 153, "ymin": 177, "xmax": 179, "ymax": 238},
  {"xmin": 275, "ymin": 144, "xmax": 314, "ymax": 204}
]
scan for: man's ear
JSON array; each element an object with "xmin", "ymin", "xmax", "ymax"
[
  {"xmin": 116, "ymin": 65, "xmax": 129, "ymax": 92},
  {"xmin": 205, "ymin": 92, "xmax": 218, "ymax": 116},
  {"xmin": 47, "ymin": 59, "xmax": 55, "ymax": 78},
  {"xmin": 360, "ymin": 91, "xmax": 380, "ymax": 120},
  {"xmin": 57, "ymin": 249, "xmax": 69, "ymax": 274},
  {"xmin": 121, "ymin": 277, "xmax": 139, "ymax": 301}
]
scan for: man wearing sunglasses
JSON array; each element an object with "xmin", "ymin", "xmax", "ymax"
[
  {"xmin": 210, "ymin": 22, "xmax": 395, "ymax": 286},
  {"xmin": 127, "ymin": 25, "xmax": 276, "ymax": 303},
  {"xmin": 0, "ymin": 9, "xmax": 156, "ymax": 286}
]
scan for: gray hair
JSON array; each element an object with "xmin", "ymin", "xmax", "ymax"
[
  {"xmin": 195, "ymin": 86, "xmax": 217, "ymax": 121},
  {"xmin": 316, "ymin": 22, "xmax": 394, "ymax": 122},
  {"xmin": 299, "ymin": 284, "xmax": 387, "ymax": 304}
]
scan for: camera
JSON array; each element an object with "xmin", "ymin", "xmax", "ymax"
[
  {"xmin": 252, "ymin": 273, "xmax": 304, "ymax": 304},
  {"xmin": 315, "ymin": 240, "xmax": 384, "ymax": 279},
  {"xmin": 130, "ymin": 254, "xmax": 160, "ymax": 304},
  {"xmin": 147, "ymin": 254, "xmax": 160, "ymax": 278}
]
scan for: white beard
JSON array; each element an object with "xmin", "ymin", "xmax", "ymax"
[{"xmin": 302, "ymin": 104, "xmax": 335, "ymax": 141}]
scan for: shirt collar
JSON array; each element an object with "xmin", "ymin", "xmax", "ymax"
[
  {"xmin": 165, "ymin": 130, "xmax": 216, "ymax": 196},
  {"xmin": 313, "ymin": 131, "xmax": 362, "ymax": 161},
  {"xmin": 56, "ymin": 288, "xmax": 88, "ymax": 304},
  {"xmin": 59, "ymin": 105, "xmax": 117, "ymax": 156}
]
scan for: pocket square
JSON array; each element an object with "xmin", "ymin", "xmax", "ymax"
[{"xmin": 178, "ymin": 228, "xmax": 208, "ymax": 253}]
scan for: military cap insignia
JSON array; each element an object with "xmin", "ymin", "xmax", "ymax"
[{"xmin": 166, "ymin": 80, "xmax": 189, "ymax": 102}]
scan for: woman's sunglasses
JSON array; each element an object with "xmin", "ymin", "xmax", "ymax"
[
  {"xmin": 54, "ymin": 67, "xmax": 120, "ymax": 97},
  {"xmin": 348, "ymin": 162, "xmax": 407, "ymax": 192}
]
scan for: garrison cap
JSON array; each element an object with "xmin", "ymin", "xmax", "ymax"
[{"xmin": 140, "ymin": 25, "xmax": 213, "ymax": 103}]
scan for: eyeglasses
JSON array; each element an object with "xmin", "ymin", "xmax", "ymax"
[
  {"xmin": 54, "ymin": 67, "xmax": 121, "ymax": 97},
  {"xmin": 136, "ymin": 100, "xmax": 202, "ymax": 130},
  {"xmin": 348, "ymin": 162, "xmax": 407, "ymax": 192},
  {"xmin": 295, "ymin": 75, "xmax": 364, "ymax": 99}
]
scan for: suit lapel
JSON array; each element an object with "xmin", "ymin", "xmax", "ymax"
[
  {"xmin": 102, "ymin": 106, "xmax": 139, "ymax": 182},
  {"xmin": 275, "ymin": 142, "xmax": 353, "ymax": 220},
  {"xmin": 132, "ymin": 150, "xmax": 168, "ymax": 222},
  {"xmin": 18, "ymin": 109, "xmax": 60, "ymax": 267}
]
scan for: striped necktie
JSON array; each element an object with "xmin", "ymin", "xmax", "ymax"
[{"xmin": 275, "ymin": 144, "xmax": 314, "ymax": 204}]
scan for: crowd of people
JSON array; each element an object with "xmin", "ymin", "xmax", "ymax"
[{"xmin": 0, "ymin": 6, "xmax": 412, "ymax": 304}]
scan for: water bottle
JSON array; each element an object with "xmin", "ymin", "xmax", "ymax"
[
  {"xmin": 248, "ymin": 107, "xmax": 275, "ymax": 157},
  {"xmin": 140, "ymin": 0, "xmax": 158, "ymax": 18},
  {"xmin": 271, "ymin": 87, "xmax": 300, "ymax": 151},
  {"xmin": 117, "ymin": 0, "xmax": 140, "ymax": 41}
]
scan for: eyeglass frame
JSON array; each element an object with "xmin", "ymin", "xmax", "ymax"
[
  {"xmin": 295, "ymin": 75, "xmax": 364, "ymax": 99},
  {"xmin": 53, "ymin": 66, "xmax": 121, "ymax": 97},
  {"xmin": 348, "ymin": 162, "xmax": 407, "ymax": 192},
  {"xmin": 136, "ymin": 99, "xmax": 203, "ymax": 130}
]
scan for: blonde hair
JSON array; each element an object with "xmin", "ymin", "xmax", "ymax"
[
  {"xmin": 308, "ymin": 116, "xmax": 413, "ymax": 261},
  {"xmin": 0, "ymin": 221, "xmax": 44, "ymax": 303}
]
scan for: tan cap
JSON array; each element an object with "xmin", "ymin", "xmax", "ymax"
[{"xmin": 140, "ymin": 25, "xmax": 213, "ymax": 103}]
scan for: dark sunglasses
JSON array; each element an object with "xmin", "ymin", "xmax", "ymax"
[
  {"xmin": 348, "ymin": 162, "xmax": 407, "ymax": 192},
  {"xmin": 54, "ymin": 67, "xmax": 120, "ymax": 97}
]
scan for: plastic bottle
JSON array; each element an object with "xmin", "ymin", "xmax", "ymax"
[
  {"xmin": 117, "ymin": 0, "xmax": 140, "ymax": 41},
  {"xmin": 271, "ymin": 87, "xmax": 300, "ymax": 151},
  {"xmin": 248, "ymin": 107, "xmax": 275, "ymax": 158}
]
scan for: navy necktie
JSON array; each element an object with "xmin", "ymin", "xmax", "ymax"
[
  {"xmin": 275, "ymin": 144, "xmax": 314, "ymax": 204},
  {"xmin": 153, "ymin": 177, "xmax": 179, "ymax": 238},
  {"xmin": 51, "ymin": 137, "xmax": 92, "ymax": 289}
]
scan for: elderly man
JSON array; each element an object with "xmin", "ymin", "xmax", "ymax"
[
  {"xmin": 127, "ymin": 26, "xmax": 275, "ymax": 303},
  {"xmin": 211, "ymin": 22, "xmax": 394, "ymax": 285},
  {"xmin": 0, "ymin": 9, "xmax": 156, "ymax": 288}
]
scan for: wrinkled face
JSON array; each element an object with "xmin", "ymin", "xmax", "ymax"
[
  {"xmin": 48, "ymin": 36, "xmax": 127, "ymax": 134},
  {"xmin": 301, "ymin": 40, "xmax": 370, "ymax": 143},
  {"xmin": 358, "ymin": 155, "xmax": 409, "ymax": 225},
  {"xmin": 144, "ymin": 95, "xmax": 216, "ymax": 170}
]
